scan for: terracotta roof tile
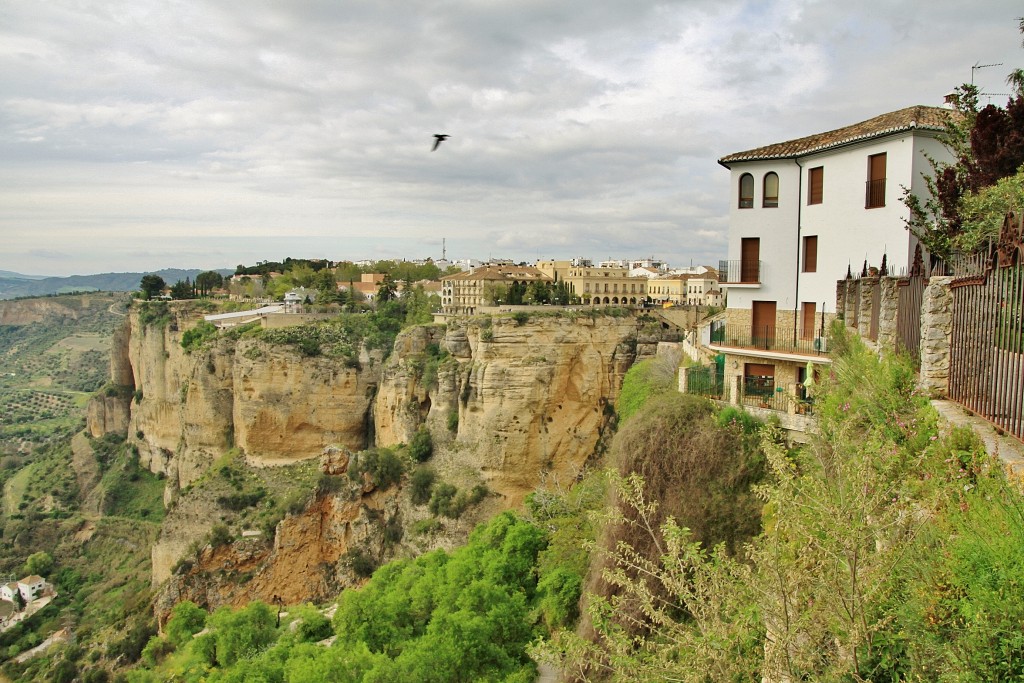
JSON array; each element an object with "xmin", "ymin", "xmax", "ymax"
[{"xmin": 719, "ymin": 105, "xmax": 950, "ymax": 166}]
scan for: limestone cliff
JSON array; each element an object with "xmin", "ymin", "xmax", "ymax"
[
  {"xmin": 103, "ymin": 308, "xmax": 380, "ymax": 492},
  {"xmin": 375, "ymin": 314, "xmax": 657, "ymax": 506},
  {"xmin": 100, "ymin": 304, "xmax": 675, "ymax": 617}
]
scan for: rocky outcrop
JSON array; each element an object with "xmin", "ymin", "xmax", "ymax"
[
  {"xmin": 154, "ymin": 482, "xmax": 405, "ymax": 623},
  {"xmin": 111, "ymin": 310, "xmax": 380, "ymax": 492},
  {"xmin": 123, "ymin": 304, "xmax": 675, "ymax": 615},
  {"xmin": 375, "ymin": 314, "xmax": 657, "ymax": 506}
]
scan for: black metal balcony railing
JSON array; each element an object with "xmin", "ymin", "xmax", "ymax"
[
  {"xmin": 865, "ymin": 178, "xmax": 886, "ymax": 208},
  {"xmin": 709, "ymin": 323, "xmax": 828, "ymax": 356},
  {"xmin": 718, "ymin": 259, "xmax": 762, "ymax": 284}
]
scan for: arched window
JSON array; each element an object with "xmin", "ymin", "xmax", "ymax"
[
  {"xmin": 763, "ymin": 172, "xmax": 779, "ymax": 208},
  {"xmin": 739, "ymin": 173, "xmax": 754, "ymax": 208}
]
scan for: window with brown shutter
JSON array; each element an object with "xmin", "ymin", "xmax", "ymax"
[
  {"xmin": 808, "ymin": 166, "xmax": 823, "ymax": 205},
  {"xmin": 803, "ymin": 235, "xmax": 818, "ymax": 273},
  {"xmin": 866, "ymin": 153, "xmax": 886, "ymax": 208},
  {"xmin": 741, "ymin": 237, "xmax": 760, "ymax": 283},
  {"xmin": 801, "ymin": 301, "xmax": 817, "ymax": 341}
]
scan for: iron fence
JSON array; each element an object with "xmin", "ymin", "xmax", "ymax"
[
  {"xmin": 718, "ymin": 259, "xmax": 762, "ymax": 284},
  {"xmin": 685, "ymin": 365, "xmax": 725, "ymax": 400},
  {"xmin": 709, "ymin": 322, "xmax": 828, "ymax": 356},
  {"xmin": 948, "ymin": 213, "xmax": 1024, "ymax": 442}
]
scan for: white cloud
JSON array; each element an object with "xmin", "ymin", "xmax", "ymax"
[{"xmin": 0, "ymin": 0, "xmax": 1021, "ymax": 275}]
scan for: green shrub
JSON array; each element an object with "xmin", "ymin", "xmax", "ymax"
[
  {"xmin": 317, "ymin": 473, "xmax": 347, "ymax": 495},
  {"xmin": 209, "ymin": 524, "xmax": 233, "ymax": 548},
  {"xmin": 345, "ymin": 548, "xmax": 377, "ymax": 578},
  {"xmin": 410, "ymin": 466, "xmax": 436, "ymax": 506},
  {"xmin": 512, "ymin": 311, "xmax": 529, "ymax": 326},
  {"xmin": 347, "ymin": 448, "xmax": 404, "ymax": 490},
  {"xmin": 428, "ymin": 483, "xmax": 459, "ymax": 517},
  {"xmin": 180, "ymin": 321, "xmax": 217, "ymax": 353},
  {"xmin": 447, "ymin": 410, "xmax": 459, "ymax": 433},
  {"xmin": 426, "ymin": 482, "xmax": 485, "ymax": 519},
  {"xmin": 408, "ymin": 427, "xmax": 433, "ymax": 463},
  {"xmin": 217, "ymin": 489, "xmax": 266, "ymax": 511},
  {"xmin": 411, "ymin": 518, "xmax": 442, "ymax": 536}
]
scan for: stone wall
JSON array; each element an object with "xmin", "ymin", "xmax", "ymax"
[
  {"xmin": 919, "ymin": 276, "xmax": 953, "ymax": 397},
  {"xmin": 877, "ymin": 277, "xmax": 900, "ymax": 351},
  {"xmin": 838, "ymin": 275, "xmax": 953, "ymax": 398}
]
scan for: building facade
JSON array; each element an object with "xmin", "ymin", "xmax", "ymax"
[
  {"xmin": 440, "ymin": 265, "xmax": 552, "ymax": 315},
  {"xmin": 710, "ymin": 105, "xmax": 953, "ymax": 407}
]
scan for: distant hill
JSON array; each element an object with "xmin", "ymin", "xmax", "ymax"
[{"xmin": 0, "ymin": 268, "xmax": 233, "ymax": 300}]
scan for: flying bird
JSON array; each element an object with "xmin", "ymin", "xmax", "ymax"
[{"xmin": 431, "ymin": 134, "xmax": 450, "ymax": 151}]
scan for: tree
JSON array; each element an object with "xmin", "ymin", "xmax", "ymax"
[
  {"xmin": 195, "ymin": 271, "xmax": 224, "ymax": 297},
  {"xmin": 170, "ymin": 278, "xmax": 194, "ymax": 300},
  {"xmin": 23, "ymin": 551, "xmax": 53, "ymax": 577},
  {"xmin": 312, "ymin": 268, "xmax": 338, "ymax": 304},
  {"xmin": 139, "ymin": 274, "xmax": 166, "ymax": 300},
  {"xmin": 377, "ymin": 275, "xmax": 398, "ymax": 303},
  {"xmin": 165, "ymin": 601, "xmax": 208, "ymax": 648},
  {"xmin": 904, "ymin": 23, "xmax": 1024, "ymax": 258}
]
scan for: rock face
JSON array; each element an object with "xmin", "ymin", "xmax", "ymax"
[
  {"xmin": 375, "ymin": 315, "xmax": 649, "ymax": 506},
  {"xmin": 154, "ymin": 486, "xmax": 402, "ymax": 623},
  {"xmin": 96, "ymin": 310, "xmax": 380, "ymax": 491},
  {"xmin": 96, "ymin": 304, "xmax": 674, "ymax": 616}
]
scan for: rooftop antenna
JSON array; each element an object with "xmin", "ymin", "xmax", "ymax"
[{"xmin": 972, "ymin": 61, "xmax": 1003, "ymax": 84}]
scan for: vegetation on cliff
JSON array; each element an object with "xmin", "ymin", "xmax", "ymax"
[{"xmin": 538, "ymin": 326, "xmax": 1024, "ymax": 682}]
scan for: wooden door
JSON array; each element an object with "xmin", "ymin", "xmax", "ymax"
[
  {"xmin": 801, "ymin": 302, "xmax": 817, "ymax": 341},
  {"xmin": 752, "ymin": 300, "xmax": 776, "ymax": 348},
  {"xmin": 741, "ymin": 238, "xmax": 760, "ymax": 283}
]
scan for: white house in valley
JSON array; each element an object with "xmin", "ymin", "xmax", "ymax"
[
  {"xmin": 17, "ymin": 575, "xmax": 45, "ymax": 602},
  {"xmin": 708, "ymin": 105, "xmax": 953, "ymax": 409}
]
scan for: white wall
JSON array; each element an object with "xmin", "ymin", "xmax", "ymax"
[
  {"xmin": 724, "ymin": 130, "xmax": 953, "ymax": 318},
  {"xmin": 725, "ymin": 160, "xmax": 802, "ymax": 312}
]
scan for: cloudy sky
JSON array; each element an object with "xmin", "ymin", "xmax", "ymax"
[{"xmin": 1, "ymin": 0, "xmax": 1021, "ymax": 276}]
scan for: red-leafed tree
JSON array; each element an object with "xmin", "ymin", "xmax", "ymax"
[{"xmin": 904, "ymin": 22, "xmax": 1024, "ymax": 259}]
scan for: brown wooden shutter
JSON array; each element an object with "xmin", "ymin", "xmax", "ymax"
[
  {"xmin": 801, "ymin": 301, "xmax": 817, "ymax": 341},
  {"xmin": 808, "ymin": 166, "xmax": 823, "ymax": 205},
  {"xmin": 741, "ymin": 238, "xmax": 760, "ymax": 283},
  {"xmin": 803, "ymin": 235, "xmax": 818, "ymax": 273}
]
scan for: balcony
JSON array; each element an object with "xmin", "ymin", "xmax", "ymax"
[
  {"xmin": 709, "ymin": 321, "xmax": 829, "ymax": 357},
  {"xmin": 865, "ymin": 178, "xmax": 886, "ymax": 209},
  {"xmin": 683, "ymin": 364, "xmax": 814, "ymax": 415},
  {"xmin": 718, "ymin": 259, "xmax": 762, "ymax": 285}
]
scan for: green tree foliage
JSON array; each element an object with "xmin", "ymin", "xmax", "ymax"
[
  {"xmin": 138, "ymin": 274, "xmax": 166, "ymax": 300},
  {"xmin": 408, "ymin": 427, "xmax": 433, "ymax": 463},
  {"xmin": 376, "ymin": 274, "xmax": 398, "ymax": 303},
  {"xmin": 194, "ymin": 270, "xmax": 224, "ymax": 296},
  {"xmin": 165, "ymin": 601, "xmax": 207, "ymax": 648},
  {"xmin": 23, "ymin": 551, "xmax": 53, "ymax": 577},
  {"xmin": 332, "ymin": 512, "xmax": 545, "ymax": 681},
  {"xmin": 409, "ymin": 466, "xmax": 436, "ymax": 506},
  {"xmin": 904, "ymin": 43, "xmax": 1024, "ymax": 259},
  {"xmin": 206, "ymin": 601, "xmax": 277, "ymax": 667},
  {"xmin": 347, "ymin": 448, "xmax": 404, "ymax": 490},
  {"xmin": 170, "ymin": 278, "xmax": 195, "ymax": 300}
]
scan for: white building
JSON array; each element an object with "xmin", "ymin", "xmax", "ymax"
[
  {"xmin": 710, "ymin": 105, "xmax": 952, "ymax": 407},
  {"xmin": 17, "ymin": 575, "xmax": 45, "ymax": 602},
  {"xmin": 0, "ymin": 582, "xmax": 18, "ymax": 603}
]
